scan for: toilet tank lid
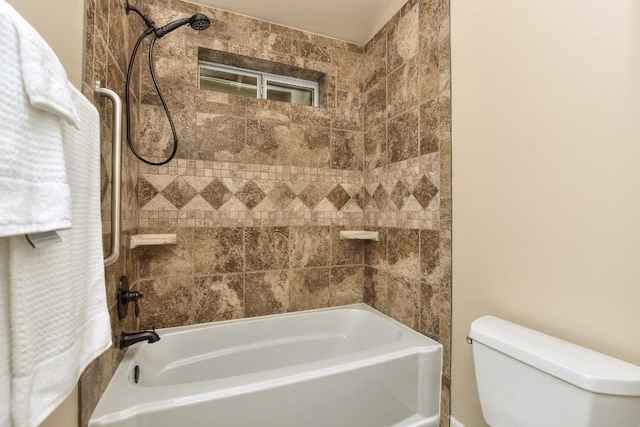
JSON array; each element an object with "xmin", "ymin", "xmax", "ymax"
[{"xmin": 469, "ymin": 316, "xmax": 640, "ymax": 396}]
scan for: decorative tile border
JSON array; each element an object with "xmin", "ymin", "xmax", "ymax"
[
  {"xmin": 364, "ymin": 153, "xmax": 440, "ymax": 229},
  {"xmin": 138, "ymin": 159, "xmax": 364, "ymax": 228}
]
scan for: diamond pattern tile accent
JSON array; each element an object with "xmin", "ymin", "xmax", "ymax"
[
  {"xmin": 412, "ymin": 175, "xmax": 438, "ymax": 209},
  {"xmin": 201, "ymin": 178, "xmax": 232, "ymax": 209},
  {"xmin": 372, "ymin": 184, "xmax": 389, "ymax": 211},
  {"xmin": 137, "ymin": 159, "xmax": 367, "ymax": 226},
  {"xmin": 161, "ymin": 177, "xmax": 197, "ymax": 209},
  {"xmin": 326, "ymin": 184, "xmax": 351, "ymax": 211},
  {"xmin": 298, "ymin": 183, "xmax": 326, "ymax": 210},
  {"xmin": 390, "ymin": 180, "xmax": 410, "ymax": 210},
  {"xmin": 268, "ymin": 183, "xmax": 297, "ymax": 210},
  {"xmin": 236, "ymin": 180, "xmax": 265, "ymax": 210},
  {"xmin": 352, "ymin": 189, "xmax": 364, "ymax": 210},
  {"xmin": 138, "ymin": 176, "xmax": 159, "ymax": 208}
]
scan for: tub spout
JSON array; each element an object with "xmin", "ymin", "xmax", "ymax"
[{"xmin": 119, "ymin": 329, "xmax": 160, "ymax": 349}]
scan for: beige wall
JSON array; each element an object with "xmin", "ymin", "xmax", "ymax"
[
  {"xmin": 451, "ymin": 0, "xmax": 640, "ymax": 425},
  {"xmin": 6, "ymin": 2, "xmax": 85, "ymax": 427},
  {"xmin": 7, "ymin": 0, "xmax": 84, "ymax": 88}
]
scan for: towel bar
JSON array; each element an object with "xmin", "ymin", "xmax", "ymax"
[{"xmin": 95, "ymin": 81, "xmax": 122, "ymax": 267}]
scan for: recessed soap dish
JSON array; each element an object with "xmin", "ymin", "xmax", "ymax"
[
  {"xmin": 130, "ymin": 234, "xmax": 177, "ymax": 249},
  {"xmin": 339, "ymin": 230, "xmax": 379, "ymax": 241}
]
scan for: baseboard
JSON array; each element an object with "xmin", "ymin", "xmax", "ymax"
[{"xmin": 450, "ymin": 416, "xmax": 465, "ymax": 427}]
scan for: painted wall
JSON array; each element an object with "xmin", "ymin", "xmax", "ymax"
[
  {"xmin": 6, "ymin": 0, "xmax": 84, "ymax": 88},
  {"xmin": 451, "ymin": 0, "xmax": 640, "ymax": 425}
]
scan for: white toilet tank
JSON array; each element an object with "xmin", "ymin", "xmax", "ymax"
[{"xmin": 469, "ymin": 316, "xmax": 640, "ymax": 427}]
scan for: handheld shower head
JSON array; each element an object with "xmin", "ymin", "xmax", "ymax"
[
  {"xmin": 155, "ymin": 13, "xmax": 211, "ymax": 38},
  {"xmin": 124, "ymin": 7, "xmax": 212, "ymax": 165},
  {"xmin": 189, "ymin": 14, "xmax": 211, "ymax": 31}
]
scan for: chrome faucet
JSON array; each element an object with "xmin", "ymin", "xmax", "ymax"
[{"xmin": 119, "ymin": 329, "xmax": 160, "ymax": 349}]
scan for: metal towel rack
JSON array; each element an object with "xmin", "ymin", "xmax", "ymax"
[{"xmin": 94, "ymin": 81, "xmax": 122, "ymax": 267}]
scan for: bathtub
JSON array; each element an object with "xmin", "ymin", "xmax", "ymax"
[{"xmin": 89, "ymin": 304, "xmax": 443, "ymax": 427}]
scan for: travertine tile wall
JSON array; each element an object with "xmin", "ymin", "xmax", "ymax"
[
  {"xmin": 362, "ymin": 0, "xmax": 452, "ymax": 425},
  {"xmin": 78, "ymin": 0, "xmax": 451, "ymax": 424},
  {"xmin": 78, "ymin": 0, "xmax": 143, "ymax": 424},
  {"xmin": 132, "ymin": 0, "xmax": 367, "ymax": 330}
]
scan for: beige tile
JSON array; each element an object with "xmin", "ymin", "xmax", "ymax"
[
  {"xmin": 387, "ymin": 2, "xmax": 419, "ymax": 72},
  {"xmin": 138, "ymin": 228, "xmax": 193, "ymax": 279},
  {"xmin": 420, "ymin": 229, "xmax": 440, "ymax": 277},
  {"xmin": 290, "ymin": 226, "xmax": 331, "ymax": 268},
  {"xmin": 330, "ymin": 226, "xmax": 364, "ymax": 266},
  {"xmin": 364, "ymin": 227, "xmax": 388, "ymax": 269},
  {"xmin": 245, "ymin": 119, "xmax": 292, "ymax": 165},
  {"xmin": 330, "ymin": 130, "xmax": 364, "ymax": 171},
  {"xmin": 330, "ymin": 266, "xmax": 364, "ymax": 306},
  {"xmin": 363, "ymin": 266, "xmax": 388, "ymax": 313},
  {"xmin": 193, "ymin": 274, "xmax": 244, "ymax": 323},
  {"xmin": 245, "ymin": 270, "xmax": 289, "ymax": 317},
  {"xmin": 365, "ymin": 79, "xmax": 387, "ymax": 128},
  {"xmin": 387, "ymin": 274, "xmax": 420, "ymax": 330},
  {"xmin": 363, "ymin": 35, "xmax": 386, "ymax": 91},
  {"xmin": 365, "ymin": 123, "xmax": 386, "ymax": 170},
  {"xmin": 194, "ymin": 113, "xmax": 246, "ymax": 162},
  {"xmin": 420, "ymin": 99, "xmax": 440, "ymax": 155},
  {"xmin": 290, "ymin": 268, "xmax": 330, "ymax": 311},
  {"xmin": 332, "ymin": 48, "xmax": 363, "ymax": 92},
  {"xmin": 245, "ymin": 227, "xmax": 289, "ymax": 271},
  {"xmin": 388, "ymin": 108, "xmax": 419, "ymax": 164},
  {"xmin": 387, "ymin": 60, "xmax": 419, "ymax": 119},
  {"xmin": 290, "ymin": 124, "xmax": 330, "ymax": 168},
  {"xmin": 138, "ymin": 277, "xmax": 194, "ymax": 329},
  {"xmin": 332, "ymin": 91, "xmax": 363, "ymax": 131},
  {"xmin": 388, "ymin": 228, "xmax": 420, "ymax": 279},
  {"xmin": 193, "ymin": 227, "xmax": 244, "ymax": 274}
]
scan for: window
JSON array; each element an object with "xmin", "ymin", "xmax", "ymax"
[{"xmin": 199, "ymin": 62, "xmax": 319, "ymax": 107}]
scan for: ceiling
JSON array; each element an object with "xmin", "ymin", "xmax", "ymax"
[{"xmin": 190, "ymin": 0, "xmax": 408, "ymax": 45}]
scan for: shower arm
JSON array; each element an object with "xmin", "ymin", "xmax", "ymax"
[{"xmin": 124, "ymin": 1, "xmax": 158, "ymax": 31}]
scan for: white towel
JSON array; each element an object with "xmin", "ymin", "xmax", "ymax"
[
  {"xmin": 5, "ymin": 86, "xmax": 112, "ymax": 427},
  {"xmin": 0, "ymin": 0, "xmax": 78, "ymax": 238},
  {"xmin": 0, "ymin": 2, "xmax": 112, "ymax": 425},
  {"xmin": 0, "ymin": 242, "xmax": 11, "ymax": 427}
]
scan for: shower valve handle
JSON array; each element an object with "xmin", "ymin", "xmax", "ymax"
[
  {"xmin": 117, "ymin": 276, "xmax": 144, "ymax": 320},
  {"xmin": 121, "ymin": 291, "xmax": 143, "ymax": 318}
]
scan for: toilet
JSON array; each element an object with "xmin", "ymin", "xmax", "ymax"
[{"xmin": 468, "ymin": 316, "xmax": 640, "ymax": 427}]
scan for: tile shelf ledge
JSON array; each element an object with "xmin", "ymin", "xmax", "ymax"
[
  {"xmin": 339, "ymin": 230, "xmax": 379, "ymax": 242},
  {"xmin": 130, "ymin": 234, "xmax": 177, "ymax": 249}
]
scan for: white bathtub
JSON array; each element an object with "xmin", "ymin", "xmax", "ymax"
[{"xmin": 89, "ymin": 304, "xmax": 443, "ymax": 427}]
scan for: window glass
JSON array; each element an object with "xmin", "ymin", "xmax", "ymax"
[
  {"xmin": 199, "ymin": 67, "xmax": 258, "ymax": 98},
  {"xmin": 266, "ymin": 81, "xmax": 314, "ymax": 106},
  {"xmin": 199, "ymin": 62, "xmax": 318, "ymax": 107}
]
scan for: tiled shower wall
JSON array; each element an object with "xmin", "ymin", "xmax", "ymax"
[
  {"xmin": 362, "ymin": 0, "xmax": 452, "ymax": 423},
  {"xmin": 133, "ymin": 0, "xmax": 369, "ymax": 328},
  {"xmin": 78, "ymin": 0, "xmax": 143, "ymax": 424}
]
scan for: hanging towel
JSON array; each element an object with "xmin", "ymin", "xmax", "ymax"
[
  {"xmin": 0, "ymin": 2, "xmax": 112, "ymax": 425},
  {"xmin": 0, "ymin": 0, "xmax": 78, "ymax": 238},
  {"xmin": 6, "ymin": 86, "xmax": 112, "ymax": 427},
  {"xmin": 0, "ymin": 242, "xmax": 11, "ymax": 427}
]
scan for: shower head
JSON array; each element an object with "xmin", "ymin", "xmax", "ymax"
[
  {"xmin": 155, "ymin": 13, "xmax": 211, "ymax": 38},
  {"xmin": 189, "ymin": 14, "xmax": 211, "ymax": 31}
]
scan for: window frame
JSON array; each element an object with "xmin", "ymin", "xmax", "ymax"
[{"xmin": 198, "ymin": 61, "xmax": 319, "ymax": 107}]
